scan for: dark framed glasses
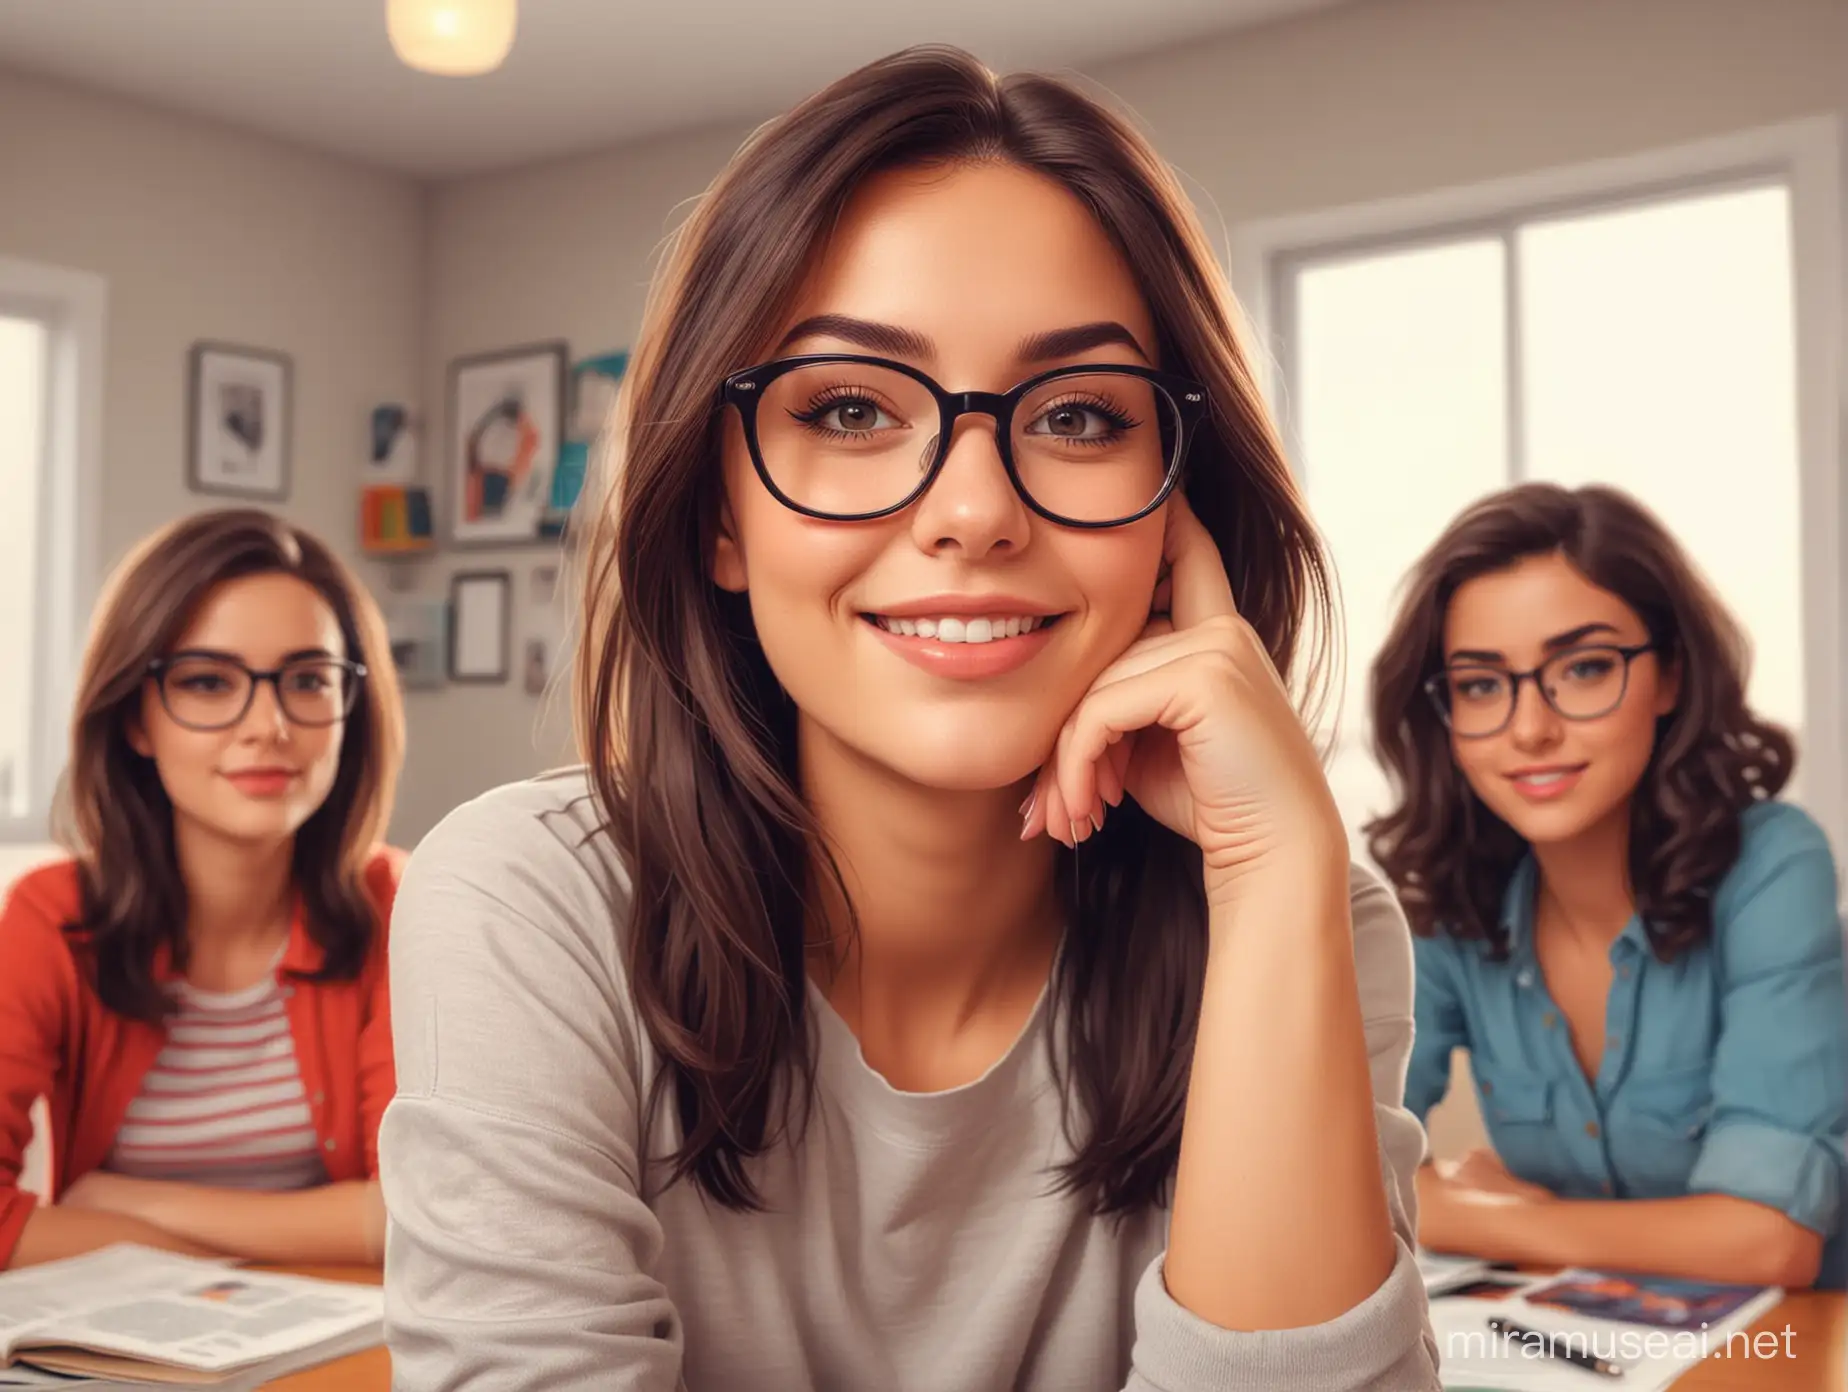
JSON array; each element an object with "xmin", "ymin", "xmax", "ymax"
[
  {"xmin": 720, "ymin": 353, "xmax": 1207, "ymax": 528},
  {"xmin": 148, "ymin": 653, "xmax": 367, "ymax": 732},
  {"xmin": 1423, "ymin": 642, "xmax": 1658, "ymax": 739}
]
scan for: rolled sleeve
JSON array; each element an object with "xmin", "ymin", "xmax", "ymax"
[
  {"xmin": 1130, "ymin": 1236, "xmax": 1433, "ymax": 1391},
  {"xmin": 1684, "ymin": 809, "xmax": 1848, "ymax": 1240}
]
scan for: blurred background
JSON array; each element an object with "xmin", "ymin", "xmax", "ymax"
[{"xmin": 1, "ymin": 0, "xmax": 1843, "ymax": 1160}]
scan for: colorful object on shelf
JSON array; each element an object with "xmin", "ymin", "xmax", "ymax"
[{"xmin": 362, "ymin": 484, "xmax": 434, "ymax": 553}]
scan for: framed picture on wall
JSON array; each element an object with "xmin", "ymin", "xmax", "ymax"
[
  {"xmin": 187, "ymin": 342, "xmax": 291, "ymax": 500},
  {"xmin": 446, "ymin": 341, "xmax": 567, "ymax": 546},
  {"xmin": 448, "ymin": 570, "xmax": 511, "ymax": 683}
]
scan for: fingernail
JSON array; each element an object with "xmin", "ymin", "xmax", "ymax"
[
  {"xmin": 1018, "ymin": 789, "xmax": 1036, "ymax": 817},
  {"xmin": 1090, "ymin": 812, "xmax": 1103, "ymax": 835},
  {"xmin": 1070, "ymin": 818, "xmax": 1085, "ymax": 845}
]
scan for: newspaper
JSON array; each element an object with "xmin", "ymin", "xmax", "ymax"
[{"xmin": 0, "ymin": 1245, "xmax": 381, "ymax": 1384}]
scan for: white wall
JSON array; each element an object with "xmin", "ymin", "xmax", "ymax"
[{"xmin": 0, "ymin": 67, "xmax": 427, "ymax": 860}]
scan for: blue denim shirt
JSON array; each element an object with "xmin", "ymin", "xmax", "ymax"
[{"xmin": 1406, "ymin": 800, "xmax": 1848, "ymax": 1289}]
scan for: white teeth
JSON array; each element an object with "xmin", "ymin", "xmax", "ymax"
[
  {"xmin": 873, "ymin": 614, "xmax": 1049, "ymax": 643},
  {"xmin": 1518, "ymin": 771, "xmax": 1570, "ymax": 785}
]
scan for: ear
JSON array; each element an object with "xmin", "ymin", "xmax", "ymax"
[
  {"xmin": 711, "ymin": 493, "xmax": 748, "ymax": 594},
  {"xmin": 1652, "ymin": 649, "xmax": 1682, "ymax": 716},
  {"xmin": 125, "ymin": 708, "xmax": 153, "ymax": 758}
]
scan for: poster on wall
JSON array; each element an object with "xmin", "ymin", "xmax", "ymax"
[
  {"xmin": 446, "ymin": 341, "xmax": 566, "ymax": 545},
  {"xmin": 187, "ymin": 343, "xmax": 291, "ymax": 500},
  {"xmin": 540, "ymin": 350, "xmax": 628, "ymax": 541}
]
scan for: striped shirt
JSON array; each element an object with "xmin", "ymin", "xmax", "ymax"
[{"xmin": 105, "ymin": 959, "xmax": 328, "ymax": 1190}]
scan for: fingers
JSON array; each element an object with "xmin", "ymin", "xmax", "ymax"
[
  {"xmin": 1162, "ymin": 492, "xmax": 1239, "ymax": 630},
  {"xmin": 1031, "ymin": 666, "xmax": 1193, "ymax": 847}
]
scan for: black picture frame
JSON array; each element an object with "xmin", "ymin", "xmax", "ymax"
[
  {"xmin": 445, "ymin": 340, "xmax": 569, "ymax": 548},
  {"xmin": 447, "ymin": 569, "xmax": 512, "ymax": 683},
  {"xmin": 186, "ymin": 341, "xmax": 292, "ymax": 501}
]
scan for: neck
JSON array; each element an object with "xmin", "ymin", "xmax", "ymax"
[
  {"xmin": 173, "ymin": 818, "xmax": 297, "ymax": 953},
  {"xmin": 1529, "ymin": 799, "xmax": 1635, "ymax": 947},
  {"xmin": 798, "ymin": 718, "xmax": 1062, "ymax": 1042}
]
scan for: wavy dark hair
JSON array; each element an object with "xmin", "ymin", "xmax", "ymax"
[
  {"xmin": 54, "ymin": 508, "xmax": 404, "ymax": 1023},
  {"xmin": 1365, "ymin": 482, "xmax": 1792, "ymax": 961},
  {"xmin": 574, "ymin": 45, "xmax": 1338, "ymax": 1215}
]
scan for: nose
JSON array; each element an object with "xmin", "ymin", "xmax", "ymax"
[
  {"xmin": 908, "ymin": 414, "xmax": 1031, "ymax": 559},
  {"xmin": 240, "ymin": 676, "xmax": 292, "ymax": 743},
  {"xmin": 1506, "ymin": 673, "xmax": 1562, "ymax": 750}
]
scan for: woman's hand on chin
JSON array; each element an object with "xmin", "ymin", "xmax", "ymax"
[{"xmin": 1019, "ymin": 493, "xmax": 1345, "ymax": 904}]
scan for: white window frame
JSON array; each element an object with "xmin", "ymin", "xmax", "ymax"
[
  {"xmin": 1229, "ymin": 116, "xmax": 1846, "ymax": 869},
  {"xmin": 0, "ymin": 257, "xmax": 106, "ymax": 844}
]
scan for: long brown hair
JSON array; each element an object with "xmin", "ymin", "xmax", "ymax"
[
  {"xmin": 574, "ymin": 45, "xmax": 1337, "ymax": 1214},
  {"xmin": 1366, "ymin": 482, "xmax": 1792, "ymax": 960},
  {"xmin": 55, "ymin": 508, "xmax": 404, "ymax": 1023}
]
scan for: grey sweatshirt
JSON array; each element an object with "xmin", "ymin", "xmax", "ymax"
[{"xmin": 379, "ymin": 769, "xmax": 1440, "ymax": 1390}]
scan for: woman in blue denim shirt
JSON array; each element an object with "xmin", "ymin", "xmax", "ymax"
[{"xmin": 1367, "ymin": 482, "xmax": 1847, "ymax": 1289}]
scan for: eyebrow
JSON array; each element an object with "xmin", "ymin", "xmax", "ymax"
[
  {"xmin": 170, "ymin": 646, "xmax": 339, "ymax": 664},
  {"xmin": 1447, "ymin": 622, "xmax": 1623, "ymax": 665},
  {"xmin": 775, "ymin": 315, "xmax": 1152, "ymax": 365}
]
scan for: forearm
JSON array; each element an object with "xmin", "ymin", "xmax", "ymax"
[
  {"xmin": 13, "ymin": 1204, "xmax": 221, "ymax": 1269},
  {"xmin": 1165, "ymin": 854, "xmax": 1396, "ymax": 1330},
  {"xmin": 1421, "ymin": 1170, "xmax": 1820, "ymax": 1287},
  {"xmin": 126, "ymin": 1178, "xmax": 384, "ymax": 1266}
]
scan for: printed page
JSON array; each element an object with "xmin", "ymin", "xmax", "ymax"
[
  {"xmin": 1430, "ymin": 1269, "xmax": 1784, "ymax": 1391},
  {"xmin": 0, "ymin": 1246, "xmax": 238, "ymax": 1358},
  {"xmin": 21, "ymin": 1267, "xmax": 381, "ymax": 1376}
]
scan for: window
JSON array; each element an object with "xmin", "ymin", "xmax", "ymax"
[
  {"xmin": 1238, "ymin": 121, "xmax": 1843, "ymax": 863},
  {"xmin": 0, "ymin": 257, "xmax": 105, "ymax": 843}
]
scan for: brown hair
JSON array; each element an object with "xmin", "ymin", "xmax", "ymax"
[
  {"xmin": 1365, "ymin": 482, "xmax": 1792, "ymax": 960},
  {"xmin": 55, "ymin": 508, "xmax": 404, "ymax": 1022},
  {"xmin": 573, "ymin": 45, "xmax": 1338, "ymax": 1216}
]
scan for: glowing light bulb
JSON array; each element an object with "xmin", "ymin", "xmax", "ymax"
[{"xmin": 387, "ymin": 0, "xmax": 516, "ymax": 77}]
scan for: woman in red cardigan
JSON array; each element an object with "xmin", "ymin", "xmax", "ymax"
[{"xmin": 0, "ymin": 508, "xmax": 405, "ymax": 1269}]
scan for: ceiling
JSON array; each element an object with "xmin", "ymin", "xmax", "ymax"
[{"xmin": 0, "ymin": 0, "xmax": 1346, "ymax": 179}]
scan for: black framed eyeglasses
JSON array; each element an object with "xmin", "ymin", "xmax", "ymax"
[
  {"xmin": 720, "ymin": 354, "xmax": 1208, "ymax": 528},
  {"xmin": 1423, "ymin": 643, "xmax": 1659, "ymax": 739},
  {"xmin": 148, "ymin": 653, "xmax": 367, "ymax": 732}
]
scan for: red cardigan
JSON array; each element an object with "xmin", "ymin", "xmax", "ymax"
[{"xmin": 0, "ymin": 850, "xmax": 402, "ymax": 1266}]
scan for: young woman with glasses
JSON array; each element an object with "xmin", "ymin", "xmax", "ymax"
[
  {"xmin": 380, "ymin": 45, "xmax": 1438, "ymax": 1392},
  {"xmin": 1368, "ymin": 482, "xmax": 1846, "ymax": 1289},
  {"xmin": 0, "ymin": 508, "xmax": 405, "ymax": 1270}
]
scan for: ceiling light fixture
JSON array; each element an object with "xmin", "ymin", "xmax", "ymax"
[{"xmin": 387, "ymin": 0, "xmax": 518, "ymax": 77}]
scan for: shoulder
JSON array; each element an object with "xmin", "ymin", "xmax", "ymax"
[
  {"xmin": 0, "ymin": 857, "xmax": 86, "ymax": 997},
  {"xmin": 1347, "ymin": 858, "xmax": 1414, "ymax": 1026},
  {"xmin": 393, "ymin": 767, "xmax": 634, "ymax": 981},
  {"xmin": 1711, "ymin": 800, "xmax": 1840, "ymax": 972},
  {"xmin": 2, "ymin": 857, "xmax": 82, "ymax": 926}
]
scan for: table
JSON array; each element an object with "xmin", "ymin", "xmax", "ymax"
[{"xmin": 254, "ymin": 1266, "xmax": 1841, "ymax": 1390}]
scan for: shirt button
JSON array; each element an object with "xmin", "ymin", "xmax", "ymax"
[
  {"xmin": 312, "ymin": 1090, "xmax": 325, "ymax": 1105},
  {"xmin": 1543, "ymin": 1012, "xmax": 1558, "ymax": 1029},
  {"xmin": 1601, "ymin": 1181, "xmax": 1614, "ymax": 1195},
  {"xmin": 1585, "ymin": 1121, "xmax": 1601, "ymax": 1139},
  {"xmin": 324, "ymin": 1139, "xmax": 337, "ymax": 1152},
  {"xmin": 1619, "ymin": 965, "xmax": 1632, "ymax": 980},
  {"xmin": 1607, "ymin": 1034, "xmax": 1620, "ymax": 1050},
  {"xmin": 1480, "ymin": 1080, "xmax": 1494, "ymax": 1096}
]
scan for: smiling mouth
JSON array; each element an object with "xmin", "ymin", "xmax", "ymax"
[
  {"xmin": 1507, "ymin": 765, "xmax": 1587, "ymax": 786},
  {"xmin": 863, "ymin": 613, "xmax": 1066, "ymax": 644}
]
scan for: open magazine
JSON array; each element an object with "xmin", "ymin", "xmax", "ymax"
[
  {"xmin": 0, "ymin": 1245, "xmax": 381, "ymax": 1386},
  {"xmin": 1428, "ymin": 1266, "xmax": 1782, "ymax": 1391}
]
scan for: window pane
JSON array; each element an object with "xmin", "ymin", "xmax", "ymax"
[
  {"xmin": 1521, "ymin": 186, "xmax": 1803, "ymax": 743},
  {"xmin": 1293, "ymin": 239, "xmax": 1509, "ymax": 846},
  {"xmin": 0, "ymin": 316, "xmax": 45, "ymax": 820}
]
